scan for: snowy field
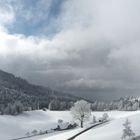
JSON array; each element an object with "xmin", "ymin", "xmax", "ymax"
[{"xmin": 0, "ymin": 110, "xmax": 140, "ymax": 140}]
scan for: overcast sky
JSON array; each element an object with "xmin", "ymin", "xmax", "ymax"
[{"xmin": 0, "ymin": 0, "xmax": 140, "ymax": 101}]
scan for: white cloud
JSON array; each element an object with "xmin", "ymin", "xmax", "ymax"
[
  {"xmin": 0, "ymin": 2, "xmax": 15, "ymax": 30},
  {"xmin": 1, "ymin": 0, "xmax": 140, "ymax": 99}
]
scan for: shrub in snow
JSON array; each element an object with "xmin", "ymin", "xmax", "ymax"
[
  {"xmin": 32, "ymin": 129, "xmax": 38, "ymax": 135},
  {"xmin": 47, "ymin": 129, "xmax": 54, "ymax": 133},
  {"xmin": 57, "ymin": 119, "xmax": 64, "ymax": 130},
  {"xmin": 102, "ymin": 113, "xmax": 109, "ymax": 121},
  {"xmin": 39, "ymin": 130, "xmax": 44, "ymax": 135},
  {"xmin": 54, "ymin": 121, "xmax": 78, "ymax": 131},
  {"xmin": 98, "ymin": 117, "xmax": 103, "ymax": 122},
  {"xmin": 57, "ymin": 120, "xmax": 70, "ymax": 130},
  {"xmin": 25, "ymin": 132, "xmax": 30, "ymax": 137},
  {"xmin": 58, "ymin": 119, "xmax": 63, "ymax": 124},
  {"xmin": 42, "ymin": 108, "xmax": 47, "ymax": 111},
  {"xmin": 67, "ymin": 122, "xmax": 78, "ymax": 129},
  {"xmin": 71, "ymin": 100, "xmax": 91, "ymax": 128},
  {"xmin": 61, "ymin": 122, "xmax": 70, "ymax": 129},
  {"xmin": 121, "ymin": 119, "xmax": 135, "ymax": 140}
]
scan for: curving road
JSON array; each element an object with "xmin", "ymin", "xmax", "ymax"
[{"xmin": 67, "ymin": 121, "xmax": 109, "ymax": 140}]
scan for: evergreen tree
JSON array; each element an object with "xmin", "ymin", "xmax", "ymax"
[{"xmin": 121, "ymin": 119, "xmax": 135, "ymax": 140}]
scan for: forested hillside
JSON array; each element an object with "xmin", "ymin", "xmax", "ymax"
[
  {"xmin": 91, "ymin": 96, "xmax": 140, "ymax": 111},
  {"xmin": 0, "ymin": 70, "xmax": 79, "ymax": 115}
]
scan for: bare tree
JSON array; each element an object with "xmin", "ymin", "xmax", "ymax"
[{"xmin": 71, "ymin": 100, "xmax": 91, "ymax": 128}]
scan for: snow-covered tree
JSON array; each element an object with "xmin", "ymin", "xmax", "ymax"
[
  {"xmin": 59, "ymin": 102, "xmax": 66, "ymax": 110},
  {"xmin": 121, "ymin": 119, "xmax": 135, "ymax": 140},
  {"xmin": 4, "ymin": 101, "xmax": 24, "ymax": 115},
  {"xmin": 118, "ymin": 99, "xmax": 124, "ymax": 110},
  {"xmin": 91, "ymin": 101, "xmax": 98, "ymax": 110},
  {"xmin": 71, "ymin": 100, "xmax": 91, "ymax": 128},
  {"xmin": 102, "ymin": 113, "xmax": 109, "ymax": 121},
  {"xmin": 14, "ymin": 101, "xmax": 24, "ymax": 114},
  {"xmin": 97, "ymin": 102, "xmax": 106, "ymax": 111},
  {"xmin": 48, "ymin": 99, "xmax": 60, "ymax": 110},
  {"xmin": 92, "ymin": 115, "xmax": 96, "ymax": 123},
  {"xmin": 132, "ymin": 102, "xmax": 139, "ymax": 111}
]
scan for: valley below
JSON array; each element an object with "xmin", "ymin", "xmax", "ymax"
[{"xmin": 1, "ymin": 110, "xmax": 140, "ymax": 140}]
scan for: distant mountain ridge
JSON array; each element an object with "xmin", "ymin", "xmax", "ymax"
[{"xmin": 0, "ymin": 69, "xmax": 80, "ymax": 112}]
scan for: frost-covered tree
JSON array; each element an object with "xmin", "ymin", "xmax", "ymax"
[
  {"xmin": 121, "ymin": 119, "xmax": 135, "ymax": 140},
  {"xmin": 132, "ymin": 102, "xmax": 139, "ymax": 111},
  {"xmin": 60, "ymin": 102, "xmax": 67, "ymax": 110},
  {"xmin": 118, "ymin": 99, "xmax": 124, "ymax": 110},
  {"xmin": 102, "ymin": 113, "xmax": 109, "ymax": 121},
  {"xmin": 91, "ymin": 101, "xmax": 98, "ymax": 111},
  {"xmin": 14, "ymin": 101, "xmax": 24, "ymax": 114},
  {"xmin": 92, "ymin": 115, "xmax": 96, "ymax": 123},
  {"xmin": 71, "ymin": 100, "xmax": 91, "ymax": 128},
  {"xmin": 48, "ymin": 99, "xmax": 60, "ymax": 110},
  {"xmin": 4, "ymin": 101, "xmax": 24, "ymax": 115},
  {"xmin": 97, "ymin": 102, "xmax": 106, "ymax": 111}
]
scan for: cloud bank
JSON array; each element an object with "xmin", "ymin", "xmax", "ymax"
[{"xmin": 0, "ymin": 0, "xmax": 140, "ymax": 100}]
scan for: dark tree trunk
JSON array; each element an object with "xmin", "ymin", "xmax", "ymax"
[
  {"xmin": 81, "ymin": 120, "xmax": 83, "ymax": 128},
  {"xmin": 81, "ymin": 116, "xmax": 84, "ymax": 128},
  {"xmin": 80, "ymin": 115, "xmax": 84, "ymax": 128}
]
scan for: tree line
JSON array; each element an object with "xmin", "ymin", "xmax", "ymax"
[
  {"xmin": 91, "ymin": 97, "xmax": 140, "ymax": 111},
  {"xmin": 1, "ymin": 90, "xmax": 140, "ymax": 115}
]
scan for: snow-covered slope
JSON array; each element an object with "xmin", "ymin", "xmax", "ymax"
[
  {"xmin": 75, "ymin": 111, "xmax": 140, "ymax": 140},
  {"xmin": 0, "ymin": 110, "xmax": 73, "ymax": 140},
  {"xmin": 0, "ymin": 110, "xmax": 140, "ymax": 140},
  {"xmin": 32, "ymin": 111, "xmax": 140, "ymax": 140}
]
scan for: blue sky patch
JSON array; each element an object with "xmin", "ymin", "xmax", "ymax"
[{"xmin": 6, "ymin": 0, "xmax": 64, "ymax": 36}]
